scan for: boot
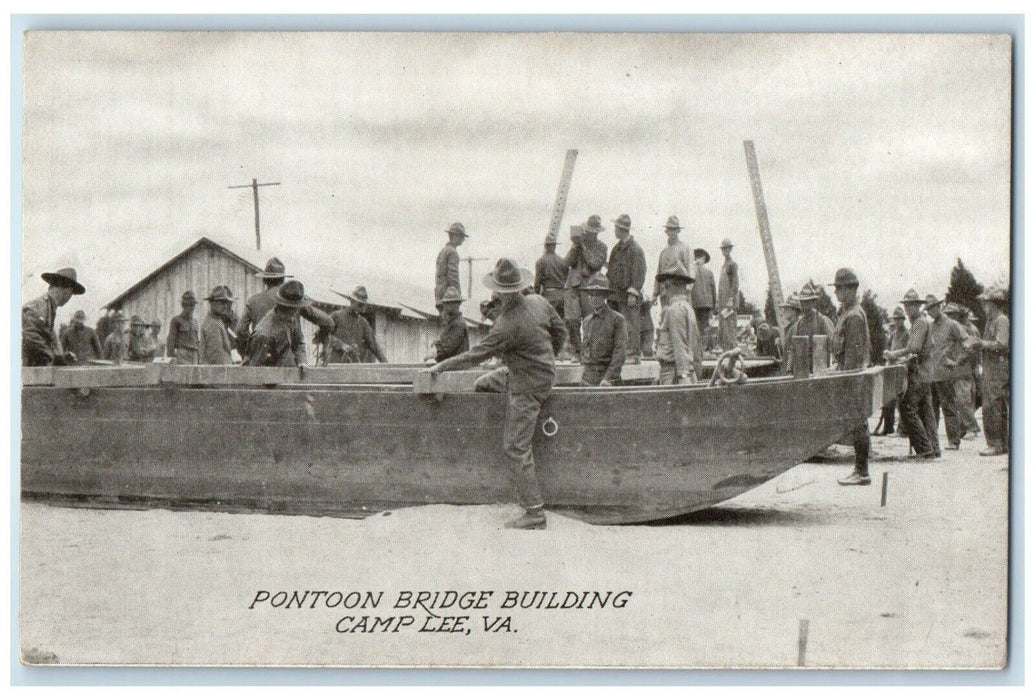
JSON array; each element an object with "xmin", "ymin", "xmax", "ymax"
[
  {"xmin": 506, "ymin": 507, "xmax": 546, "ymax": 530},
  {"xmin": 837, "ymin": 471, "xmax": 871, "ymax": 486}
]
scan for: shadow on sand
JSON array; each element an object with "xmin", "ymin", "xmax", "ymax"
[{"xmin": 645, "ymin": 504, "xmax": 833, "ymax": 528}]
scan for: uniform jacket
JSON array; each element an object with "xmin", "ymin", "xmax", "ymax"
[
  {"xmin": 236, "ymin": 286, "xmax": 332, "ymax": 356},
  {"xmin": 902, "ymin": 315, "xmax": 934, "ymax": 383},
  {"xmin": 606, "ymin": 236, "xmax": 647, "ymax": 302},
  {"xmin": 433, "ymin": 312, "xmax": 470, "ymax": 363},
  {"xmin": 534, "ymin": 252, "xmax": 568, "ymax": 293},
  {"xmin": 61, "ymin": 324, "xmax": 102, "ymax": 363},
  {"xmin": 22, "ymin": 294, "xmax": 60, "ymax": 366},
  {"xmin": 832, "ymin": 302, "xmax": 870, "ymax": 371},
  {"xmin": 564, "ymin": 237, "xmax": 608, "ymax": 289},
  {"xmin": 981, "ymin": 311, "xmax": 1009, "ymax": 383},
  {"xmin": 166, "ymin": 314, "xmax": 199, "ymax": 357},
  {"xmin": 127, "ymin": 331, "xmax": 157, "ymax": 362},
  {"xmin": 200, "ymin": 313, "xmax": 234, "ymax": 365},
  {"xmin": 434, "ymin": 293, "xmax": 567, "ymax": 394},
  {"xmin": 927, "ymin": 313, "xmax": 968, "ymax": 383},
  {"xmin": 690, "ymin": 262, "xmax": 717, "ymax": 310},
  {"xmin": 888, "ymin": 325, "xmax": 909, "ymax": 352},
  {"xmin": 103, "ymin": 332, "xmax": 127, "ymax": 363},
  {"xmin": 326, "ymin": 309, "xmax": 387, "ymax": 363},
  {"xmin": 435, "ymin": 243, "xmax": 460, "ymax": 301},
  {"xmin": 717, "ymin": 258, "xmax": 740, "ymax": 309},
  {"xmin": 654, "ymin": 241, "xmax": 694, "ymax": 298},
  {"xmin": 581, "ymin": 304, "xmax": 627, "ymax": 381},
  {"xmin": 656, "ymin": 294, "xmax": 702, "ymax": 379},
  {"xmin": 246, "ymin": 310, "xmax": 307, "ymax": 367}
]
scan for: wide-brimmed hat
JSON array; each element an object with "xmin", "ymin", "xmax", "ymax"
[
  {"xmin": 720, "ymin": 238, "xmax": 734, "ymax": 249},
  {"xmin": 205, "ymin": 285, "xmax": 236, "ymax": 302},
  {"xmin": 275, "ymin": 280, "xmax": 310, "ymax": 308},
  {"xmin": 797, "ymin": 282, "xmax": 821, "ymax": 301},
  {"xmin": 445, "ymin": 222, "xmax": 468, "ymax": 238},
  {"xmin": 779, "ymin": 294, "xmax": 801, "ymax": 312},
  {"xmin": 436, "ymin": 286, "xmax": 465, "ymax": 307},
  {"xmin": 130, "ymin": 314, "xmax": 147, "ymax": 327},
  {"xmin": 583, "ymin": 215, "xmax": 605, "ymax": 234},
  {"xmin": 693, "ymin": 248, "xmax": 710, "ymax": 264},
  {"xmin": 665, "ymin": 215, "xmax": 683, "ymax": 231},
  {"xmin": 345, "ymin": 285, "xmax": 370, "ymax": 304},
  {"xmin": 483, "ymin": 258, "xmax": 533, "ymax": 293},
  {"xmin": 900, "ymin": 288, "xmax": 923, "ymax": 305},
  {"xmin": 977, "ymin": 286, "xmax": 1007, "ymax": 302},
  {"xmin": 581, "ymin": 272, "xmax": 611, "ymax": 293},
  {"xmin": 41, "ymin": 267, "xmax": 86, "ymax": 295},
  {"xmin": 181, "ymin": 291, "xmax": 197, "ymax": 305},
  {"xmin": 256, "ymin": 257, "xmax": 293, "ymax": 280},
  {"xmin": 922, "ymin": 294, "xmax": 943, "ymax": 310},
  {"xmin": 72, "ymin": 309, "xmax": 87, "ymax": 321},
  {"xmin": 892, "ymin": 306, "xmax": 906, "ymax": 319},
  {"xmin": 613, "ymin": 214, "xmax": 631, "ymax": 231},
  {"xmin": 655, "ymin": 260, "xmax": 694, "ymax": 284},
  {"xmin": 831, "ymin": 268, "xmax": 859, "ymax": 287}
]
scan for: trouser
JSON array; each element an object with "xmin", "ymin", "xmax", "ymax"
[
  {"xmin": 504, "ymin": 392, "xmax": 548, "ymax": 509},
  {"xmin": 640, "ymin": 305, "xmax": 655, "ymax": 358},
  {"xmin": 474, "ymin": 366, "xmax": 509, "ymax": 393},
  {"xmin": 981, "ymin": 375, "xmax": 1009, "ymax": 451},
  {"xmin": 846, "ymin": 422, "xmax": 871, "ymax": 475},
  {"xmin": 900, "ymin": 376, "xmax": 936, "ymax": 455},
  {"xmin": 694, "ymin": 308, "xmax": 712, "ymax": 349},
  {"xmin": 607, "ymin": 298, "xmax": 641, "ymax": 358},
  {"xmin": 930, "ymin": 379, "xmax": 961, "ymax": 447},
  {"xmin": 658, "ymin": 360, "xmax": 695, "ymax": 385},
  {"xmin": 954, "ymin": 377, "xmax": 980, "ymax": 434},
  {"xmin": 877, "ymin": 402, "xmax": 896, "ymax": 434},
  {"xmin": 173, "ymin": 347, "xmax": 199, "ymax": 365},
  {"xmin": 718, "ymin": 312, "xmax": 738, "ymax": 351},
  {"xmin": 563, "ymin": 288, "xmax": 592, "ymax": 354},
  {"xmin": 580, "ymin": 363, "xmax": 619, "ymax": 386},
  {"xmin": 541, "ymin": 289, "xmax": 565, "ymax": 319}
]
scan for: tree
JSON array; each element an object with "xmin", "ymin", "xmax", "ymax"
[
  {"xmin": 860, "ymin": 289, "xmax": 889, "ymax": 365},
  {"xmin": 946, "ymin": 257, "xmax": 985, "ymax": 327},
  {"xmin": 737, "ymin": 294, "xmax": 759, "ymax": 317},
  {"xmin": 809, "ymin": 280, "xmax": 838, "ymax": 319},
  {"xmin": 764, "ymin": 293, "xmax": 778, "ymax": 326}
]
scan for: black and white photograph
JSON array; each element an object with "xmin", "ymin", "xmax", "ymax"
[{"xmin": 17, "ymin": 30, "xmax": 1012, "ymax": 668}]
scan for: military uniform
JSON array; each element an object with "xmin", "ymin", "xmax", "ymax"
[
  {"xmin": 898, "ymin": 314, "xmax": 939, "ymax": 457},
  {"xmin": 833, "ymin": 299, "xmax": 871, "ymax": 476},
  {"xmin": 606, "ymin": 235, "xmax": 646, "ymax": 359},
  {"xmin": 22, "ymin": 295, "xmax": 61, "ymax": 366},
  {"xmin": 927, "ymin": 311, "xmax": 968, "ymax": 449},
  {"xmin": 953, "ymin": 318, "xmax": 982, "ymax": 436},
  {"xmin": 656, "ymin": 293, "xmax": 702, "ymax": 384},
  {"xmin": 103, "ymin": 331, "xmax": 127, "ymax": 364},
  {"xmin": 654, "ymin": 240, "xmax": 694, "ymax": 301},
  {"xmin": 980, "ymin": 309, "xmax": 1009, "ymax": 452},
  {"xmin": 534, "ymin": 249, "xmax": 568, "ymax": 318},
  {"xmin": 60, "ymin": 323, "xmax": 102, "ymax": 363},
  {"xmin": 326, "ymin": 309, "xmax": 387, "ymax": 363},
  {"xmin": 127, "ymin": 326, "xmax": 157, "ymax": 362},
  {"xmin": 691, "ymin": 260, "xmax": 717, "ymax": 335},
  {"xmin": 246, "ymin": 310, "xmax": 307, "ymax": 367},
  {"xmin": 235, "ymin": 286, "xmax": 332, "ymax": 358},
  {"xmin": 716, "ymin": 256, "xmax": 740, "ymax": 351},
  {"xmin": 200, "ymin": 313, "xmax": 234, "ymax": 365},
  {"xmin": 167, "ymin": 313, "xmax": 200, "ymax": 365},
  {"xmin": 563, "ymin": 227, "xmax": 608, "ymax": 353},
  {"xmin": 435, "ymin": 243, "xmax": 461, "ymax": 303},
  {"xmin": 580, "ymin": 302, "xmax": 627, "ymax": 385},
  {"xmin": 433, "ymin": 311, "xmax": 469, "ymax": 363}
]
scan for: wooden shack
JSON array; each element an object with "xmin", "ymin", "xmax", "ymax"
[{"xmin": 104, "ymin": 236, "xmax": 488, "ymax": 364}]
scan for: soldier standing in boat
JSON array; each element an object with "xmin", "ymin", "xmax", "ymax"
[
  {"xmin": 326, "ymin": 286, "xmax": 388, "ymax": 363},
  {"xmin": 427, "ymin": 286, "xmax": 469, "ymax": 363},
  {"xmin": 246, "ymin": 280, "xmax": 310, "ymax": 368},
  {"xmin": 427, "ymin": 258, "xmax": 567, "ymax": 530},
  {"xmin": 166, "ymin": 291, "xmax": 200, "ymax": 364},
  {"xmin": 778, "ymin": 294, "xmax": 802, "ymax": 374},
  {"xmin": 22, "ymin": 267, "xmax": 85, "ymax": 366},
  {"xmin": 606, "ymin": 214, "xmax": 646, "ymax": 363},
  {"xmin": 794, "ymin": 282, "xmax": 835, "ymax": 371},
  {"xmin": 60, "ymin": 310, "xmax": 103, "ymax": 364},
  {"xmin": 200, "ymin": 285, "xmax": 236, "ymax": 365},
  {"xmin": 716, "ymin": 238, "xmax": 740, "ymax": 351},
  {"xmin": 533, "ymin": 232, "xmax": 568, "ymax": 321},
  {"xmin": 975, "ymin": 286, "xmax": 1009, "ymax": 456},
  {"xmin": 436, "ymin": 222, "xmax": 467, "ymax": 303},
  {"xmin": 127, "ymin": 315, "xmax": 157, "ymax": 362},
  {"xmin": 236, "ymin": 257, "xmax": 333, "ymax": 361},
  {"xmin": 655, "ymin": 261, "xmax": 702, "ymax": 385},
  {"xmin": 579, "ymin": 272, "xmax": 627, "ymax": 386},
  {"xmin": 691, "ymin": 247, "xmax": 717, "ymax": 350},
  {"xmin": 830, "ymin": 268, "xmax": 872, "ymax": 486},
  {"xmin": 653, "ymin": 216, "xmax": 693, "ymax": 306},
  {"xmin": 885, "ymin": 289, "xmax": 939, "ymax": 459},
  {"xmin": 563, "ymin": 215, "xmax": 608, "ymax": 358},
  {"xmin": 103, "ymin": 310, "xmax": 129, "ymax": 364}
]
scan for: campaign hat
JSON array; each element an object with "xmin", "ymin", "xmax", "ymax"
[
  {"xmin": 612, "ymin": 214, "xmax": 631, "ymax": 231},
  {"xmin": 655, "ymin": 260, "xmax": 694, "ymax": 284},
  {"xmin": 720, "ymin": 238, "xmax": 734, "ymax": 249},
  {"xmin": 41, "ymin": 267, "xmax": 86, "ymax": 295},
  {"xmin": 205, "ymin": 285, "xmax": 236, "ymax": 302},
  {"xmin": 181, "ymin": 291, "xmax": 197, "ymax": 305},
  {"xmin": 583, "ymin": 215, "xmax": 605, "ymax": 234},
  {"xmin": 483, "ymin": 258, "xmax": 533, "ymax": 293},
  {"xmin": 275, "ymin": 280, "xmax": 310, "ymax": 308},
  {"xmin": 900, "ymin": 288, "xmax": 923, "ymax": 305},
  {"xmin": 892, "ymin": 306, "xmax": 906, "ymax": 319},
  {"xmin": 345, "ymin": 285, "xmax": 370, "ymax": 304},
  {"xmin": 797, "ymin": 282, "xmax": 821, "ymax": 301},
  {"xmin": 831, "ymin": 268, "xmax": 860, "ymax": 287},
  {"xmin": 445, "ymin": 222, "xmax": 468, "ymax": 238},
  {"xmin": 256, "ymin": 257, "xmax": 293, "ymax": 280},
  {"xmin": 664, "ymin": 215, "xmax": 683, "ymax": 231},
  {"xmin": 580, "ymin": 272, "xmax": 612, "ymax": 294},
  {"xmin": 436, "ymin": 286, "xmax": 465, "ymax": 307},
  {"xmin": 693, "ymin": 248, "xmax": 710, "ymax": 263}
]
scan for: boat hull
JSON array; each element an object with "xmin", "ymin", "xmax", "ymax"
[{"xmin": 21, "ymin": 366, "xmax": 903, "ymax": 524}]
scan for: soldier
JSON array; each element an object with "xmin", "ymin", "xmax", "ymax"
[
  {"xmin": 778, "ymin": 294, "xmax": 802, "ymax": 373},
  {"xmin": 579, "ymin": 272, "xmax": 627, "ymax": 387},
  {"xmin": 166, "ymin": 291, "xmax": 200, "ymax": 364},
  {"xmin": 691, "ymin": 247, "xmax": 717, "ymax": 349},
  {"xmin": 533, "ymin": 232, "xmax": 568, "ymax": 320},
  {"xmin": 149, "ymin": 319, "xmax": 165, "ymax": 358},
  {"xmin": 716, "ymin": 238, "xmax": 740, "ymax": 351},
  {"xmin": 428, "ymin": 286, "xmax": 469, "ymax": 363},
  {"xmin": 639, "ymin": 295, "xmax": 656, "ymax": 359},
  {"xmin": 563, "ymin": 215, "xmax": 608, "ymax": 357},
  {"xmin": 60, "ymin": 310, "xmax": 102, "ymax": 364},
  {"xmin": 874, "ymin": 306, "xmax": 909, "ymax": 436},
  {"xmin": 606, "ymin": 213, "xmax": 646, "ymax": 363},
  {"xmin": 795, "ymin": 282, "xmax": 835, "ymax": 372},
  {"xmin": 924, "ymin": 295, "xmax": 968, "ymax": 451},
  {"xmin": 102, "ymin": 310, "xmax": 128, "ymax": 364},
  {"xmin": 945, "ymin": 303, "xmax": 982, "ymax": 440},
  {"xmin": 435, "ymin": 222, "xmax": 467, "ymax": 303},
  {"xmin": 975, "ymin": 286, "xmax": 1009, "ymax": 456},
  {"xmin": 830, "ymin": 268, "xmax": 872, "ymax": 486},
  {"xmin": 246, "ymin": 280, "xmax": 310, "ymax": 368},
  {"xmin": 427, "ymin": 258, "xmax": 567, "ymax": 530},
  {"xmin": 127, "ymin": 315, "xmax": 157, "ymax": 362},
  {"xmin": 655, "ymin": 261, "xmax": 702, "ymax": 385},
  {"xmin": 22, "ymin": 267, "xmax": 85, "ymax": 366},
  {"xmin": 885, "ymin": 289, "xmax": 939, "ymax": 459},
  {"xmin": 236, "ymin": 257, "xmax": 333, "ymax": 360},
  {"xmin": 200, "ymin": 286, "xmax": 236, "ymax": 365},
  {"xmin": 653, "ymin": 216, "xmax": 694, "ymax": 304},
  {"xmin": 326, "ymin": 286, "xmax": 388, "ymax": 363}
]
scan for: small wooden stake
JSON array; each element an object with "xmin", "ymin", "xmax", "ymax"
[
  {"xmin": 880, "ymin": 471, "xmax": 889, "ymax": 507},
  {"xmin": 797, "ymin": 618, "xmax": 809, "ymax": 666}
]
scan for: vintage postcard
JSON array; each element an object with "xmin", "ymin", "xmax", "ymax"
[{"xmin": 18, "ymin": 31, "xmax": 1011, "ymax": 668}]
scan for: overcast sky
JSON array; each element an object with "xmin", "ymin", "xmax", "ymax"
[{"xmin": 21, "ymin": 32, "xmax": 1012, "ymax": 321}]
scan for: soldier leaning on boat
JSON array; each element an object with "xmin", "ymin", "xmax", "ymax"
[
  {"xmin": 200, "ymin": 286, "xmax": 237, "ymax": 365},
  {"xmin": 246, "ymin": 280, "xmax": 310, "ymax": 368},
  {"xmin": 428, "ymin": 258, "xmax": 567, "ymax": 530},
  {"xmin": 167, "ymin": 291, "xmax": 200, "ymax": 364},
  {"xmin": 325, "ymin": 286, "xmax": 388, "ymax": 363},
  {"xmin": 127, "ymin": 315, "xmax": 157, "ymax": 362},
  {"xmin": 60, "ymin": 309, "xmax": 102, "ymax": 364},
  {"xmin": 427, "ymin": 286, "xmax": 469, "ymax": 363},
  {"xmin": 22, "ymin": 267, "xmax": 86, "ymax": 367},
  {"xmin": 102, "ymin": 310, "xmax": 129, "ymax": 364}
]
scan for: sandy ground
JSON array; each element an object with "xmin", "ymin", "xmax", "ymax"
[{"xmin": 18, "ymin": 429, "xmax": 1008, "ymax": 669}]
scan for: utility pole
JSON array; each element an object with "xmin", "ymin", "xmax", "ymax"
[
  {"xmin": 228, "ymin": 178, "xmax": 281, "ymax": 251},
  {"xmin": 743, "ymin": 141, "xmax": 785, "ymax": 324},
  {"xmin": 547, "ymin": 149, "xmax": 579, "ymax": 240},
  {"xmin": 461, "ymin": 256, "xmax": 490, "ymax": 301}
]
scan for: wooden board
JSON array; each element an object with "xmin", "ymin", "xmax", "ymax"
[
  {"xmin": 52, "ymin": 364, "xmax": 162, "ymax": 388},
  {"xmin": 414, "ymin": 361, "xmax": 661, "ymax": 394},
  {"xmin": 21, "ymin": 367, "xmax": 54, "ymax": 386}
]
